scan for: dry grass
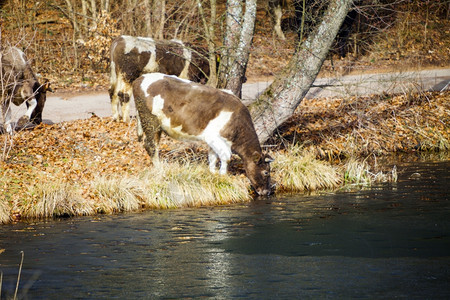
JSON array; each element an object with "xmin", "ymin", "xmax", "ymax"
[
  {"xmin": 0, "ymin": 197, "xmax": 10, "ymax": 224},
  {"xmin": 280, "ymin": 91, "xmax": 450, "ymax": 159},
  {"xmin": 21, "ymin": 178, "xmax": 93, "ymax": 219},
  {"xmin": 271, "ymin": 145, "xmax": 342, "ymax": 192},
  {"xmin": 0, "ymin": 146, "xmax": 401, "ymax": 223},
  {"xmin": 272, "ymin": 145, "xmax": 398, "ymax": 193},
  {"xmin": 92, "ymin": 160, "xmax": 251, "ymax": 210},
  {"xmin": 342, "ymin": 158, "xmax": 397, "ymax": 187},
  {"xmin": 2, "ymin": 160, "xmax": 251, "ymax": 222}
]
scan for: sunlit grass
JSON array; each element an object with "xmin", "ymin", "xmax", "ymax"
[
  {"xmin": 342, "ymin": 158, "xmax": 397, "ymax": 186},
  {"xmin": 91, "ymin": 160, "xmax": 251, "ymax": 211},
  {"xmin": 22, "ymin": 179, "xmax": 94, "ymax": 219},
  {"xmin": 1, "ymin": 147, "xmax": 399, "ymax": 223},
  {"xmin": 0, "ymin": 198, "xmax": 10, "ymax": 224},
  {"xmin": 271, "ymin": 145, "xmax": 342, "ymax": 192},
  {"xmin": 272, "ymin": 145, "xmax": 397, "ymax": 193}
]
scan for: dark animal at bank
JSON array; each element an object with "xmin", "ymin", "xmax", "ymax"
[{"xmin": 1, "ymin": 46, "xmax": 51, "ymax": 133}]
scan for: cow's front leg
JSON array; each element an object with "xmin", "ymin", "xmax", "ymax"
[
  {"xmin": 206, "ymin": 136, "xmax": 232, "ymax": 175},
  {"xmin": 17, "ymin": 98, "xmax": 37, "ymax": 128},
  {"xmin": 120, "ymin": 92, "xmax": 131, "ymax": 123},
  {"xmin": 3, "ymin": 103, "xmax": 13, "ymax": 134},
  {"xmin": 208, "ymin": 149, "xmax": 218, "ymax": 173}
]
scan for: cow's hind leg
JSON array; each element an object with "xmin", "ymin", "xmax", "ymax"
[
  {"xmin": 2, "ymin": 101, "xmax": 13, "ymax": 134},
  {"xmin": 135, "ymin": 97, "xmax": 161, "ymax": 164},
  {"xmin": 109, "ymin": 62, "xmax": 122, "ymax": 122},
  {"xmin": 111, "ymin": 73, "xmax": 129, "ymax": 122}
]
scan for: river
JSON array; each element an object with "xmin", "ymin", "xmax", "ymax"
[{"xmin": 1, "ymin": 160, "xmax": 449, "ymax": 299}]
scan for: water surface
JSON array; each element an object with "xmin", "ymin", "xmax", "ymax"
[{"xmin": 1, "ymin": 160, "xmax": 449, "ymax": 299}]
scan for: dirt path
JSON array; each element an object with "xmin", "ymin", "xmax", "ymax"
[{"xmin": 9, "ymin": 68, "xmax": 450, "ymax": 125}]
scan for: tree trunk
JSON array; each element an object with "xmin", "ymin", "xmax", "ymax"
[
  {"xmin": 218, "ymin": 0, "xmax": 257, "ymax": 97},
  {"xmin": 248, "ymin": 0, "xmax": 353, "ymax": 144},
  {"xmin": 152, "ymin": 0, "xmax": 165, "ymax": 39},
  {"xmin": 197, "ymin": 0, "xmax": 218, "ymax": 87}
]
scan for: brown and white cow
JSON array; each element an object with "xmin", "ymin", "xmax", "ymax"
[
  {"xmin": 109, "ymin": 35, "xmax": 211, "ymax": 122},
  {"xmin": 1, "ymin": 46, "xmax": 51, "ymax": 133},
  {"xmin": 132, "ymin": 73, "xmax": 273, "ymax": 196}
]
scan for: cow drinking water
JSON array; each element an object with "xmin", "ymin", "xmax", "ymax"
[
  {"xmin": 1, "ymin": 46, "xmax": 51, "ymax": 133},
  {"xmin": 133, "ymin": 73, "xmax": 273, "ymax": 196},
  {"xmin": 109, "ymin": 35, "xmax": 211, "ymax": 122}
]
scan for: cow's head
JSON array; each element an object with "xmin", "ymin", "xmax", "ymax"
[
  {"xmin": 246, "ymin": 152, "xmax": 274, "ymax": 197},
  {"xmin": 29, "ymin": 79, "xmax": 52, "ymax": 124}
]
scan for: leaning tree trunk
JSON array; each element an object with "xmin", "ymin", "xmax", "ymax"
[
  {"xmin": 218, "ymin": 0, "xmax": 257, "ymax": 97},
  {"xmin": 249, "ymin": 0, "xmax": 353, "ymax": 144}
]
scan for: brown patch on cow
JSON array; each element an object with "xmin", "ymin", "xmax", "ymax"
[
  {"xmin": 145, "ymin": 77, "xmax": 242, "ymax": 136},
  {"xmin": 155, "ymin": 41, "xmax": 189, "ymax": 77},
  {"xmin": 112, "ymin": 40, "xmax": 154, "ymax": 84}
]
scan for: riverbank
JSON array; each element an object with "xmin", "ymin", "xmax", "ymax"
[{"xmin": 1, "ymin": 90, "xmax": 448, "ymax": 224}]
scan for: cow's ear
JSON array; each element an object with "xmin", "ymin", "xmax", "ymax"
[
  {"xmin": 252, "ymin": 151, "xmax": 262, "ymax": 164},
  {"xmin": 42, "ymin": 79, "xmax": 53, "ymax": 93}
]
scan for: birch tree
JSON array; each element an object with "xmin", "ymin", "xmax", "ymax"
[{"xmin": 218, "ymin": 0, "xmax": 257, "ymax": 97}]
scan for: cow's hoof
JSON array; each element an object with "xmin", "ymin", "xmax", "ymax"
[{"xmin": 17, "ymin": 116, "xmax": 30, "ymax": 128}]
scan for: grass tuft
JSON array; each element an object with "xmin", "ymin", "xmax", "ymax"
[
  {"xmin": 272, "ymin": 145, "xmax": 342, "ymax": 192},
  {"xmin": 342, "ymin": 158, "xmax": 397, "ymax": 186},
  {"xmin": 0, "ymin": 199, "xmax": 10, "ymax": 224},
  {"xmin": 22, "ymin": 180, "xmax": 93, "ymax": 218},
  {"xmin": 93, "ymin": 176, "xmax": 144, "ymax": 213},
  {"xmin": 91, "ymin": 160, "xmax": 251, "ymax": 210}
]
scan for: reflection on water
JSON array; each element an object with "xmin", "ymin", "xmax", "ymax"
[{"xmin": 0, "ymin": 160, "xmax": 449, "ymax": 299}]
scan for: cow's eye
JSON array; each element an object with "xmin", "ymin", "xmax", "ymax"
[{"xmin": 262, "ymin": 170, "xmax": 269, "ymax": 177}]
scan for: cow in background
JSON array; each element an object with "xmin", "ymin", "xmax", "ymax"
[
  {"xmin": 109, "ymin": 35, "xmax": 211, "ymax": 122},
  {"xmin": 1, "ymin": 46, "xmax": 51, "ymax": 133}
]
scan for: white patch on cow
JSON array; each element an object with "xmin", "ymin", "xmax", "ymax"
[
  {"xmin": 220, "ymin": 89, "xmax": 234, "ymax": 95},
  {"xmin": 151, "ymin": 94, "xmax": 172, "ymax": 133},
  {"xmin": 201, "ymin": 111, "xmax": 233, "ymax": 139},
  {"xmin": 24, "ymin": 98, "xmax": 37, "ymax": 119},
  {"xmin": 201, "ymin": 111, "xmax": 233, "ymax": 174},
  {"xmin": 151, "ymin": 94, "xmax": 165, "ymax": 117},
  {"xmin": 18, "ymin": 50, "xmax": 27, "ymax": 66},
  {"xmin": 123, "ymin": 35, "xmax": 155, "ymax": 54},
  {"xmin": 143, "ymin": 48, "xmax": 158, "ymax": 74}
]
